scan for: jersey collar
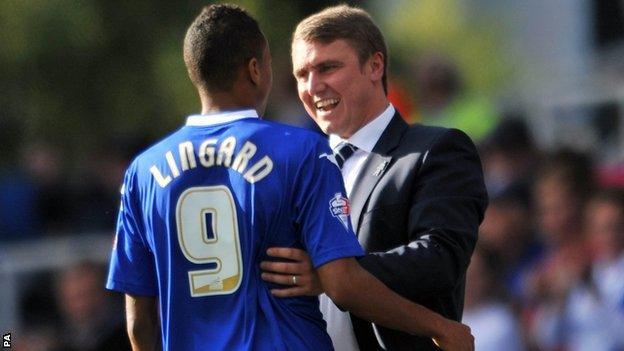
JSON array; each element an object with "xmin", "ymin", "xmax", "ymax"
[{"xmin": 185, "ymin": 109, "xmax": 259, "ymax": 126}]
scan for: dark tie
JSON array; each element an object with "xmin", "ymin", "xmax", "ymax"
[{"xmin": 333, "ymin": 141, "xmax": 358, "ymax": 170}]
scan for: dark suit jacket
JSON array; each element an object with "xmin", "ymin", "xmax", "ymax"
[{"xmin": 348, "ymin": 113, "xmax": 488, "ymax": 350}]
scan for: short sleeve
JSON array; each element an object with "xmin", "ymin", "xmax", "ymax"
[
  {"xmin": 106, "ymin": 162, "xmax": 158, "ymax": 296},
  {"xmin": 292, "ymin": 137, "xmax": 364, "ymax": 268}
]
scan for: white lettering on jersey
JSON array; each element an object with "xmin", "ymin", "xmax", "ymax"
[
  {"xmin": 243, "ymin": 156, "xmax": 273, "ymax": 183},
  {"xmin": 150, "ymin": 136, "xmax": 274, "ymax": 188},
  {"xmin": 231, "ymin": 141, "xmax": 257, "ymax": 173},
  {"xmin": 198, "ymin": 139, "xmax": 218, "ymax": 167},
  {"xmin": 217, "ymin": 136, "xmax": 236, "ymax": 167},
  {"xmin": 179, "ymin": 141, "xmax": 197, "ymax": 171},
  {"xmin": 150, "ymin": 165, "xmax": 172, "ymax": 187},
  {"xmin": 165, "ymin": 151, "xmax": 180, "ymax": 178}
]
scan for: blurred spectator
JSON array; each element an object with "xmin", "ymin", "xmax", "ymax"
[
  {"xmin": 533, "ymin": 149, "xmax": 592, "ymax": 249},
  {"xmin": 13, "ymin": 325, "xmax": 61, "ymax": 351},
  {"xmin": 16, "ymin": 271, "xmax": 63, "ymax": 351},
  {"xmin": 0, "ymin": 167, "xmax": 41, "ymax": 240},
  {"xmin": 479, "ymin": 117, "xmax": 540, "ymax": 199},
  {"xmin": 0, "ymin": 134, "xmax": 149, "ymax": 239},
  {"xmin": 414, "ymin": 53, "xmax": 498, "ymax": 142},
  {"xmin": 72, "ymin": 148, "xmax": 127, "ymax": 232},
  {"xmin": 0, "ymin": 118, "xmax": 38, "ymax": 240},
  {"xmin": 71, "ymin": 137, "xmax": 147, "ymax": 232},
  {"xmin": 54, "ymin": 260, "xmax": 130, "ymax": 351},
  {"xmin": 522, "ymin": 149, "xmax": 595, "ymax": 349},
  {"xmin": 22, "ymin": 142, "xmax": 72, "ymax": 234},
  {"xmin": 0, "ymin": 141, "xmax": 71, "ymax": 240},
  {"xmin": 479, "ymin": 183, "xmax": 543, "ymax": 306},
  {"xmin": 586, "ymin": 189, "xmax": 624, "ymax": 320},
  {"xmin": 529, "ymin": 188, "xmax": 624, "ymax": 350},
  {"xmin": 478, "ymin": 117, "xmax": 544, "ymax": 308},
  {"xmin": 463, "ymin": 245, "xmax": 526, "ymax": 351}
]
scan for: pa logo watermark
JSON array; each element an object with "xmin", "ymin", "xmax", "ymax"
[{"xmin": 3, "ymin": 333, "xmax": 10, "ymax": 349}]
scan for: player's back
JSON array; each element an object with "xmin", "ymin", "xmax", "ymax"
[{"xmin": 107, "ymin": 110, "xmax": 363, "ymax": 350}]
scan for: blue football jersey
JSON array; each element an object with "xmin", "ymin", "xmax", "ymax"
[{"xmin": 106, "ymin": 109, "xmax": 364, "ymax": 351}]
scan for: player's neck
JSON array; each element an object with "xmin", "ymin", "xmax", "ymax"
[{"xmin": 199, "ymin": 89, "xmax": 257, "ymax": 115}]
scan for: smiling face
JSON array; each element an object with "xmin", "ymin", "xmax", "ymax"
[{"xmin": 292, "ymin": 39, "xmax": 386, "ymax": 138}]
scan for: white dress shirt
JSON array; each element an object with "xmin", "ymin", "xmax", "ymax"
[{"xmin": 321, "ymin": 104, "xmax": 395, "ymax": 351}]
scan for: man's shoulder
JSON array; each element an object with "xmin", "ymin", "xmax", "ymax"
[
  {"xmin": 403, "ymin": 123, "xmax": 475, "ymax": 149},
  {"xmin": 405, "ymin": 123, "xmax": 448, "ymax": 138}
]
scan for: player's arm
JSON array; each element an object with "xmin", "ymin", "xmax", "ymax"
[
  {"xmin": 125, "ymin": 294, "xmax": 158, "ymax": 351},
  {"xmin": 318, "ymin": 257, "xmax": 473, "ymax": 351},
  {"xmin": 261, "ymin": 249, "xmax": 474, "ymax": 350}
]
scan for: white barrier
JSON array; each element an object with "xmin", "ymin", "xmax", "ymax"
[{"xmin": 0, "ymin": 233, "xmax": 114, "ymax": 333}]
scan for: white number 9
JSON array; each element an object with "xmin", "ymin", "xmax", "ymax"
[{"xmin": 176, "ymin": 186, "xmax": 243, "ymax": 297}]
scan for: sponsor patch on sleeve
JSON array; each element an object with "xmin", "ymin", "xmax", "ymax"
[{"xmin": 329, "ymin": 193, "xmax": 351, "ymax": 230}]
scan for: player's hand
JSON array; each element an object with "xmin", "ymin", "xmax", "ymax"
[
  {"xmin": 260, "ymin": 247, "xmax": 323, "ymax": 297},
  {"xmin": 431, "ymin": 319, "xmax": 474, "ymax": 351}
]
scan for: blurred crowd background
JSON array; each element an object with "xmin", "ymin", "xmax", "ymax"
[{"xmin": 2, "ymin": 0, "xmax": 624, "ymax": 350}]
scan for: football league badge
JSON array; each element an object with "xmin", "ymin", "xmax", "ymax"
[{"xmin": 329, "ymin": 193, "xmax": 351, "ymax": 230}]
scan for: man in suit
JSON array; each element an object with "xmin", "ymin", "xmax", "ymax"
[{"xmin": 261, "ymin": 5, "xmax": 488, "ymax": 350}]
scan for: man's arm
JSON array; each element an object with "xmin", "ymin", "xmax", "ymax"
[
  {"xmin": 125, "ymin": 294, "xmax": 158, "ymax": 351},
  {"xmin": 318, "ymin": 257, "xmax": 473, "ymax": 351}
]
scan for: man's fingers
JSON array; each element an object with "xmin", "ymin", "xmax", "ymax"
[
  {"xmin": 261, "ymin": 272, "xmax": 299, "ymax": 285},
  {"xmin": 470, "ymin": 334, "xmax": 475, "ymax": 351},
  {"xmin": 466, "ymin": 325, "xmax": 474, "ymax": 351},
  {"xmin": 270, "ymin": 287, "xmax": 309, "ymax": 298},
  {"xmin": 266, "ymin": 247, "xmax": 307, "ymax": 261},
  {"xmin": 260, "ymin": 261, "xmax": 303, "ymax": 274}
]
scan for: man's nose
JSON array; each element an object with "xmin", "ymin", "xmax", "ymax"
[{"xmin": 306, "ymin": 72, "xmax": 325, "ymax": 96}]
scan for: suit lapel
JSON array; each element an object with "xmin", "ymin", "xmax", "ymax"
[
  {"xmin": 349, "ymin": 153, "xmax": 391, "ymax": 231},
  {"xmin": 349, "ymin": 112, "xmax": 408, "ymax": 233}
]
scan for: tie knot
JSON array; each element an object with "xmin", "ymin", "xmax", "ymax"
[{"xmin": 333, "ymin": 142, "xmax": 358, "ymax": 169}]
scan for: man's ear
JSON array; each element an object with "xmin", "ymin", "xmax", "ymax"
[
  {"xmin": 248, "ymin": 57, "xmax": 261, "ymax": 86},
  {"xmin": 369, "ymin": 52, "xmax": 384, "ymax": 82}
]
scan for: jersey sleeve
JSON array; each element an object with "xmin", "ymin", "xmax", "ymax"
[
  {"xmin": 106, "ymin": 162, "xmax": 158, "ymax": 296},
  {"xmin": 292, "ymin": 137, "xmax": 364, "ymax": 268}
]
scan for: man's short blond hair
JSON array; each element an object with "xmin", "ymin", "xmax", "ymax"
[{"xmin": 293, "ymin": 5, "xmax": 388, "ymax": 94}]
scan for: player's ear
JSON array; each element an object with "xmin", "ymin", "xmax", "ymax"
[
  {"xmin": 248, "ymin": 57, "xmax": 262, "ymax": 87},
  {"xmin": 369, "ymin": 52, "xmax": 384, "ymax": 83}
]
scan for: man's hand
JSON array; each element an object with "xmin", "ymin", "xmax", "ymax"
[
  {"xmin": 260, "ymin": 247, "xmax": 323, "ymax": 297},
  {"xmin": 432, "ymin": 319, "xmax": 474, "ymax": 351}
]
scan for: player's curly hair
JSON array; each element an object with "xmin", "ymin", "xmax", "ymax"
[{"xmin": 184, "ymin": 4, "xmax": 266, "ymax": 93}]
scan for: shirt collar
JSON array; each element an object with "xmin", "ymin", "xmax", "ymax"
[
  {"xmin": 185, "ymin": 109, "xmax": 259, "ymax": 126},
  {"xmin": 329, "ymin": 104, "xmax": 395, "ymax": 152}
]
